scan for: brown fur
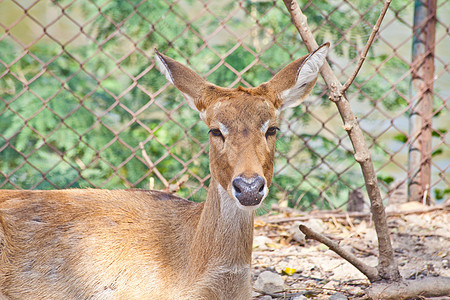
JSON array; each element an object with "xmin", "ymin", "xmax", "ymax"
[{"xmin": 0, "ymin": 45, "xmax": 327, "ymax": 299}]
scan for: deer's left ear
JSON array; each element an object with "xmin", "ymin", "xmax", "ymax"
[
  {"xmin": 265, "ymin": 43, "xmax": 329, "ymax": 110},
  {"xmin": 155, "ymin": 49, "xmax": 210, "ymax": 112}
]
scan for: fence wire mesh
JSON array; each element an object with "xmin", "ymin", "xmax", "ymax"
[{"xmin": 0, "ymin": 0, "xmax": 448, "ymax": 210}]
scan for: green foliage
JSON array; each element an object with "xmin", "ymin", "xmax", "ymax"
[
  {"xmin": 0, "ymin": 0, "xmax": 209, "ymax": 197},
  {"xmin": 0, "ymin": 0, "xmax": 422, "ymax": 209},
  {"xmin": 434, "ymin": 188, "xmax": 450, "ymax": 201}
]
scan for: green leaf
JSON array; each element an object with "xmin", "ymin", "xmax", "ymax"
[
  {"xmin": 434, "ymin": 188, "xmax": 450, "ymax": 200},
  {"xmin": 378, "ymin": 175, "xmax": 394, "ymax": 185},
  {"xmin": 432, "ymin": 128, "xmax": 447, "ymax": 137},
  {"xmin": 393, "ymin": 134, "xmax": 407, "ymax": 143},
  {"xmin": 431, "ymin": 148, "xmax": 443, "ymax": 157}
]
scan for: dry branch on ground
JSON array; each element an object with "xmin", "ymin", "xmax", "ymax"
[{"xmin": 252, "ymin": 208, "xmax": 449, "ymax": 299}]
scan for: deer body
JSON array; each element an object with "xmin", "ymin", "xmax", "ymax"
[
  {"xmin": 0, "ymin": 187, "xmax": 251, "ymax": 299},
  {"xmin": 0, "ymin": 44, "xmax": 328, "ymax": 299}
]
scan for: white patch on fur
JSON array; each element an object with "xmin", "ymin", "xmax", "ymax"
[
  {"xmin": 217, "ymin": 184, "xmax": 253, "ymax": 240},
  {"xmin": 280, "ymin": 44, "xmax": 329, "ymax": 110},
  {"xmin": 214, "ymin": 102, "xmax": 221, "ymax": 113},
  {"xmin": 218, "ymin": 184, "xmax": 239, "ymax": 218},
  {"xmin": 235, "ymin": 202, "xmax": 260, "ymax": 211},
  {"xmin": 218, "ymin": 184, "xmax": 256, "ymax": 218},
  {"xmin": 199, "ymin": 110, "xmax": 206, "ymax": 122},
  {"xmin": 219, "ymin": 122, "xmax": 229, "ymax": 136},
  {"xmin": 260, "ymin": 120, "xmax": 270, "ymax": 134}
]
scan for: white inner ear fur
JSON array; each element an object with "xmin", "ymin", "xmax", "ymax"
[
  {"xmin": 155, "ymin": 52, "xmax": 201, "ymax": 113},
  {"xmin": 183, "ymin": 93, "xmax": 199, "ymax": 112},
  {"xmin": 155, "ymin": 53, "xmax": 174, "ymax": 85},
  {"xmin": 280, "ymin": 45, "xmax": 329, "ymax": 110}
]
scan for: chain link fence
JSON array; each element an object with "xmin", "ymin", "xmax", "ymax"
[{"xmin": 0, "ymin": 0, "xmax": 448, "ymax": 210}]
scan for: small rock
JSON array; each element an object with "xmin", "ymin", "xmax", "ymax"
[
  {"xmin": 254, "ymin": 271, "xmax": 285, "ymax": 294},
  {"xmin": 253, "ymin": 236, "xmax": 273, "ymax": 250},
  {"xmin": 290, "ymin": 221, "xmax": 306, "ymax": 243},
  {"xmin": 345, "ymin": 286, "xmax": 365, "ymax": 297},
  {"xmin": 259, "ymin": 296, "xmax": 273, "ymax": 300},
  {"xmin": 291, "ymin": 219, "xmax": 325, "ymax": 243},
  {"xmin": 251, "ymin": 291, "xmax": 260, "ymax": 298},
  {"xmin": 303, "ymin": 218, "xmax": 325, "ymax": 234},
  {"xmin": 292, "ymin": 295, "xmax": 307, "ymax": 300},
  {"xmin": 323, "ymin": 280, "xmax": 336, "ymax": 290},
  {"xmin": 329, "ymin": 292, "xmax": 348, "ymax": 300}
]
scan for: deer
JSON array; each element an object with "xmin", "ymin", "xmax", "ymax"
[{"xmin": 0, "ymin": 43, "xmax": 329, "ymax": 299}]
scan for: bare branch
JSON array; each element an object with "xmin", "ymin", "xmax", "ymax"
[
  {"xmin": 167, "ymin": 174, "xmax": 189, "ymax": 193},
  {"xmin": 299, "ymin": 224, "xmax": 380, "ymax": 282},
  {"xmin": 342, "ymin": 0, "xmax": 392, "ymax": 93},
  {"xmin": 139, "ymin": 142, "xmax": 169, "ymax": 189}
]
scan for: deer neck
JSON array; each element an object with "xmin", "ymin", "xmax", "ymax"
[{"xmin": 188, "ymin": 178, "xmax": 254, "ymax": 273}]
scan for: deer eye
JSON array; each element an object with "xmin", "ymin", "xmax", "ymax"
[
  {"xmin": 209, "ymin": 129, "xmax": 224, "ymax": 141},
  {"xmin": 265, "ymin": 127, "xmax": 279, "ymax": 139}
]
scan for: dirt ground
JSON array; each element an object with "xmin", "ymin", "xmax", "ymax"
[{"xmin": 251, "ymin": 201, "xmax": 450, "ymax": 299}]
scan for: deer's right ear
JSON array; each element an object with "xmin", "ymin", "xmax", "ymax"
[
  {"xmin": 155, "ymin": 49, "xmax": 208, "ymax": 113},
  {"xmin": 265, "ymin": 43, "xmax": 329, "ymax": 110}
]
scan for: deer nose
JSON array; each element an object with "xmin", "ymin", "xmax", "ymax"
[{"xmin": 232, "ymin": 175, "xmax": 266, "ymax": 207}]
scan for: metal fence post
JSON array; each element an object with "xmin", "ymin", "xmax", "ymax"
[{"xmin": 408, "ymin": 0, "xmax": 437, "ymax": 204}]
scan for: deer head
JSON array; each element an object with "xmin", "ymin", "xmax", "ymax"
[{"xmin": 155, "ymin": 43, "xmax": 329, "ymax": 211}]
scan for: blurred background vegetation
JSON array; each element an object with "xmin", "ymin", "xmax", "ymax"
[{"xmin": 0, "ymin": 0, "xmax": 448, "ymax": 210}]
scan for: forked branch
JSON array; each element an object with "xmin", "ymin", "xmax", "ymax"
[{"xmin": 282, "ymin": 0, "xmax": 401, "ymax": 283}]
